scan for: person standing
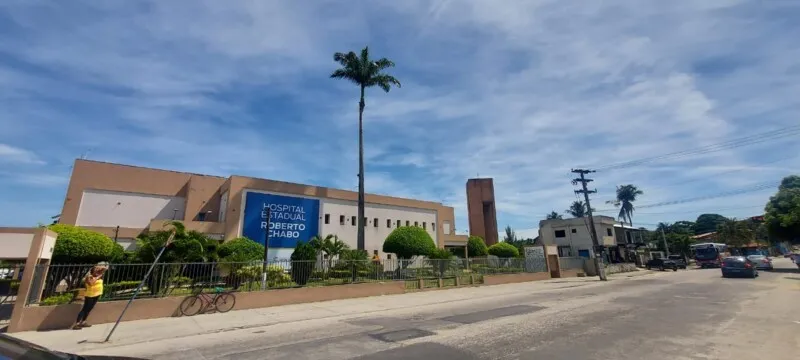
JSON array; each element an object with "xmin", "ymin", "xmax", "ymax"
[{"xmin": 71, "ymin": 262, "xmax": 108, "ymax": 330}]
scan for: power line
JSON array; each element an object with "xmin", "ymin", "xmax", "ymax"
[
  {"xmin": 594, "ymin": 181, "xmax": 778, "ymax": 212},
  {"xmin": 592, "ymin": 125, "xmax": 800, "ymax": 171}
]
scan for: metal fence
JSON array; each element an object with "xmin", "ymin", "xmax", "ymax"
[
  {"xmin": 28, "ymin": 257, "xmax": 543, "ymax": 305},
  {"xmin": 1, "ymin": 263, "xmax": 23, "ymax": 325}
]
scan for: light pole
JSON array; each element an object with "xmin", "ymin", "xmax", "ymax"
[{"xmin": 261, "ymin": 207, "xmax": 272, "ymax": 290}]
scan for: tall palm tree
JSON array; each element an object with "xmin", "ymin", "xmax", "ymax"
[
  {"xmin": 331, "ymin": 47, "xmax": 401, "ymax": 250},
  {"xmin": 565, "ymin": 201, "xmax": 589, "ymax": 217},
  {"xmin": 545, "ymin": 211, "xmax": 563, "ymax": 220},
  {"xmin": 607, "ymin": 184, "xmax": 644, "ymax": 226}
]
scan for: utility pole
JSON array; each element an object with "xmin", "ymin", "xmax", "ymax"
[
  {"xmin": 571, "ymin": 169, "xmax": 607, "ymax": 281},
  {"xmin": 660, "ymin": 227, "xmax": 670, "ymax": 257}
]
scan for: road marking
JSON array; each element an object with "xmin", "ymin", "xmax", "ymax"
[{"xmin": 673, "ymin": 295, "xmax": 708, "ymax": 300}]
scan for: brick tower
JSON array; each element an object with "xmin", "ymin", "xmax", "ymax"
[{"xmin": 466, "ymin": 178, "xmax": 499, "ymax": 246}]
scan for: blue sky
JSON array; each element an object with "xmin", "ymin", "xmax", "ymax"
[{"xmin": 1, "ymin": 1, "xmax": 799, "ymax": 238}]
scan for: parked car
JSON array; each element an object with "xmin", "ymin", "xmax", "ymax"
[
  {"xmin": 0, "ymin": 334, "xmax": 146, "ymax": 359},
  {"xmin": 721, "ymin": 256, "xmax": 758, "ymax": 278},
  {"xmin": 645, "ymin": 258, "xmax": 678, "ymax": 271},
  {"xmin": 745, "ymin": 255, "xmax": 773, "ymax": 271},
  {"xmin": 667, "ymin": 255, "xmax": 688, "ymax": 269}
]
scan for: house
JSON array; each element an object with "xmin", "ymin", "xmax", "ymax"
[
  {"xmin": 538, "ymin": 216, "xmax": 646, "ymax": 263},
  {"xmin": 538, "ymin": 216, "xmax": 617, "ymax": 258}
]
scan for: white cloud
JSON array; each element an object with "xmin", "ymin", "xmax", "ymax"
[
  {"xmin": 0, "ymin": 144, "xmax": 44, "ymax": 165},
  {"xmin": 0, "ymin": 0, "xmax": 798, "ymax": 231}
]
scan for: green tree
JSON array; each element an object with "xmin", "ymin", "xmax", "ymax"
[
  {"xmin": 134, "ymin": 221, "xmax": 214, "ymax": 263},
  {"xmin": 503, "ymin": 225, "xmax": 516, "ymax": 242},
  {"xmin": 487, "ymin": 242, "xmax": 520, "ymax": 258},
  {"xmin": 290, "ymin": 241, "xmax": 317, "ymax": 286},
  {"xmin": 383, "ymin": 226, "xmax": 436, "ymax": 260},
  {"xmin": 545, "ymin": 211, "xmax": 563, "ymax": 220},
  {"xmin": 694, "ymin": 214, "xmax": 728, "ymax": 235},
  {"xmin": 331, "ymin": 46, "xmax": 401, "ymax": 251},
  {"xmin": 467, "ymin": 236, "xmax": 489, "ymax": 257},
  {"xmin": 218, "ymin": 237, "xmax": 265, "ymax": 262},
  {"xmin": 666, "ymin": 233, "xmax": 694, "ymax": 258},
  {"xmin": 716, "ymin": 218, "xmax": 753, "ymax": 248},
  {"xmin": 48, "ymin": 224, "xmax": 118, "ymax": 264},
  {"xmin": 565, "ymin": 201, "xmax": 590, "ymax": 218},
  {"xmin": 309, "ymin": 234, "xmax": 349, "ymax": 269},
  {"xmin": 607, "ymin": 184, "xmax": 643, "ymax": 226},
  {"xmin": 764, "ymin": 175, "xmax": 800, "ymax": 242}
]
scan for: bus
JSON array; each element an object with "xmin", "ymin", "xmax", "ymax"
[{"xmin": 691, "ymin": 242, "xmax": 729, "ymax": 268}]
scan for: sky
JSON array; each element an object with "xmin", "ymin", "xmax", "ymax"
[{"xmin": 1, "ymin": 0, "xmax": 799, "ymax": 239}]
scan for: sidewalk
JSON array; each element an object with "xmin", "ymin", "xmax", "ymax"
[{"xmin": 10, "ymin": 270, "xmax": 656, "ymax": 354}]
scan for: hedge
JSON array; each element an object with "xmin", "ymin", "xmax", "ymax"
[
  {"xmin": 383, "ymin": 226, "xmax": 437, "ymax": 259},
  {"xmin": 488, "ymin": 242, "xmax": 520, "ymax": 258},
  {"xmin": 49, "ymin": 224, "xmax": 117, "ymax": 264},
  {"xmin": 467, "ymin": 236, "xmax": 489, "ymax": 257},
  {"xmin": 218, "ymin": 237, "xmax": 265, "ymax": 262}
]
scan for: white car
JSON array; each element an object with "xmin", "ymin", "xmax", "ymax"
[{"xmin": 746, "ymin": 255, "xmax": 773, "ymax": 271}]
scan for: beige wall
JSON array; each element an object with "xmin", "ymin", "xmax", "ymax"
[
  {"xmin": 538, "ymin": 216, "xmax": 617, "ymax": 253},
  {"xmin": 0, "ymin": 228, "xmax": 56, "ymax": 260},
  {"xmin": 59, "ymin": 160, "xmax": 460, "ymax": 252}
]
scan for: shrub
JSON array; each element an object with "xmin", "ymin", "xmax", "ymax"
[
  {"xmin": 49, "ymin": 224, "xmax": 117, "ymax": 264},
  {"xmin": 383, "ymin": 226, "xmax": 437, "ymax": 259},
  {"xmin": 218, "ymin": 237, "xmax": 265, "ymax": 262},
  {"xmin": 488, "ymin": 242, "xmax": 520, "ymax": 258},
  {"xmin": 427, "ymin": 248, "xmax": 456, "ymax": 277},
  {"xmin": 103, "ymin": 281, "xmax": 141, "ymax": 298},
  {"xmin": 290, "ymin": 242, "xmax": 316, "ymax": 285},
  {"xmin": 467, "ymin": 236, "xmax": 489, "ymax": 257},
  {"xmin": 40, "ymin": 293, "xmax": 74, "ymax": 306}
]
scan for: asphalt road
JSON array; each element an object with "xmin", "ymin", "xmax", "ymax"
[{"xmin": 89, "ymin": 259, "xmax": 800, "ymax": 359}]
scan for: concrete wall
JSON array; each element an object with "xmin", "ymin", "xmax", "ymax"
[
  {"xmin": 538, "ymin": 216, "xmax": 617, "ymax": 251},
  {"xmin": 0, "ymin": 228, "xmax": 56, "ymax": 260},
  {"xmin": 76, "ymin": 189, "xmax": 187, "ymax": 228},
  {"xmin": 8, "ymin": 281, "xmax": 405, "ymax": 332}
]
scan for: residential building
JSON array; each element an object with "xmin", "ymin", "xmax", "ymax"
[{"xmin": 538, "ymin": 216, "xmax": 617, "ymax": 258}]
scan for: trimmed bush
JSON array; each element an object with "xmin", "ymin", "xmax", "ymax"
[
  {"xmin": 40, "ymin": 293, "xmax": 74, "ymax": 306},
  {"xmin": 218, "ymin": 237, "xmax": 265, "ymax": 262},
  {"xmin": 49, "ymin": 224, "xmax": 117, "ymax": 264},
  {"xmin": 383, "ymin": 226, "xmax": 437, "ymax": 259},
  {"xmin": 467, "ymin": 236, "xmax": 489, "ymax": 257},
  {"xmin": 488, "ymin": 242, "xmax": 520, "ymax": 258},
  {"xmin": 290, "ymin": 241, "xmax": 316, "ymax": 285}
]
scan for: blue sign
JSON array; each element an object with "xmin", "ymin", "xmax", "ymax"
[{"xmin": 242, "ymin": 192, "xmax": 320, "ymax": 248}]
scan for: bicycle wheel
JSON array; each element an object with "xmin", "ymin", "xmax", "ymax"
[
  {"xmin": 213, "ymin": 292, "xmax": 236, "ymax": 313},
  {"xmin": 180, "ymin": 295, "xmax": 204, "ymax": 316}
]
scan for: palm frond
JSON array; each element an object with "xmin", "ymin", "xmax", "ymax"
[
  {"xmin": 373, "ymin": 58, "xmax": 395, "ymax": 71},
  {"xmin": 367, "ymin": 74, "xmax": 401, "ymax": 92}
]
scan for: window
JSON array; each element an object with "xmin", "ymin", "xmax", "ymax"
[
  {"xmin": 571, "ymin": 228, "xmax": 576, "ymax": 234},
  {"xmin": 406, "ymin": 220, "xmax": 410, "ymax": 226},
  {"xmin": 324, "ymin": 214, "xmax": 330, "ymax": 224},
  {"xmin": 432, "ymin": 222, "xmax": 436, "ymax": 230},
  {"xmin": 351, "ymin": 216, "xmax": 356, "ymax": 226},
  {"xmin": 387, "ymin": 219, "xmax": 392, "ymax": 228},
  {"xmin": 364, "ymin": 217, "xmax": 368, "ymax": 227},
  {"xmin": 414, "ymin": 221, "xmax": 418, "ymax": 227},
  {"xmin": 340, "ymin": 215, "xmax": 345, "ymax": 225},
  {"xmin": 554, "ymin": 230, "xmax": 566, "ymax": 238},
  {"xmin": 606, "ymin": 228, "xmax": 612, "ymax": 236},
  {"xmin": 422, "ymin": 222, "xmax": 426, "ymax": 230},
  {"xmin": 197, "ymin": 212, "xmax": 207, "ymax": 221},
  {"xmin": 373, "ymin": 218, "xmax": 379, "ymax": 227},
  {"xmin": 397, "ymin": 220, "xmax": 401, "ymax": 227}
]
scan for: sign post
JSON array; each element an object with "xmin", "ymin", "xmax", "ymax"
[{"xmin": 261, "ymin": 207, "xmax": 271, "ymax": 291}]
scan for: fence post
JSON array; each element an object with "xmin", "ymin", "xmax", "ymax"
[{"xmin": 418, "ymin": 278, "xmax": 424, "ymax": 289}]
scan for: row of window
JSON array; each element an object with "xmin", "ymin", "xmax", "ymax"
[
  {"xmin": 554, "ymin": 227, "xmax": 613, "ymax": 238},
  {"xmin": 323, "ymin": 214, "xmax": 434, "ymax": 231}
]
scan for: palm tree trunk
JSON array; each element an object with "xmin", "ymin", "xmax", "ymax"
[{"xmin": 357, "ymin": 85, "xmax": 366, "ymax": 251}]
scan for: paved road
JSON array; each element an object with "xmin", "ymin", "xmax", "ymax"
[{"xmin": 32, "ymin": 259, "xmax": 800, "ymax": 359}]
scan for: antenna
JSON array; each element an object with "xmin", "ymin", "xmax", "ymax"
[{"xmin": 79, "ymin": 148, "xmax": 94, "ymax": 160}]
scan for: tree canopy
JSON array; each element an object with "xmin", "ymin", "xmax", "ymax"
[
  {"xmin": 49, "ymin": 224, "xmax": 121, "ymax": 264},
  {"xmin": 382, "ymin": 226, "xmax": 436, "ymax": 259},
  {"xmin": 764, "ymin": 175, "xmax": 800, "ymax": 241},
  {"xmin": 694, "ymin": 214, "xmax": 728, "ymax": 235},
  {"xmin": 488, "ymin": 242, "xmax": 520, "ymax": 258},
  {"xmin": 565, "ymin": 201, "xmax": 590, "ymax": 218},
  {"xmin": 467, "ymin": 236, "xmax": 489, "ymax": 257},
  {"xmin": 545, "ymin": 211, "xmax": 563, "ymax": 220},
  {"xmin": 607, "ymin": 184, "xmax": 643, "ymax": 226}
]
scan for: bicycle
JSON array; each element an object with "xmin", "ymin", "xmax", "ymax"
[{"xmin": 179, "ymin": 287, "xmax": 236, "ymax": 316}]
